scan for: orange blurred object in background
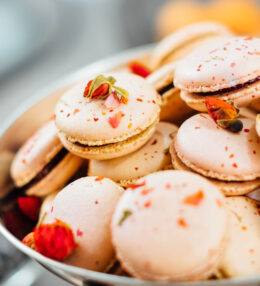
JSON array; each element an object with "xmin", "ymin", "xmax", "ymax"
[{"xmin": 156, "ymin": 0, "xmax": 260, "ymax": 39}]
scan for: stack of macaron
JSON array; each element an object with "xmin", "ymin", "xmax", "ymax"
[{"xmin": 6, "ymin": 21, "xmax": 260, "ymax": 283}]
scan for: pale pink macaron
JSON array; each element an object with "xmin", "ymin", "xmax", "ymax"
[
  {"xmin": 11, "ymin": 119, "xmax": 83, "ymax": 197},
  {"xmin": 45, "ymin": 176, "xmax": 124, "ymax": 271},
  {"xmin": 218, "ymin": 196, "xmax": 260, "ymax": 278},
  {"xmin": 88, "ymin": 122, "xmax": 177, "ymax": 186},
  {"xmin": 174, "ymin": 36, "xmax": 260, "ymax": 111},
  {"xmin": 171, "ymin": 113, "xmax": 260, "ymax": 195},
  {"xmin": 55, "ymin": 73, "xmax": 161, "ymax": 160},
  {"xmin": 112, "ymin": 170, "xmax": 227, "ymax": 281}
]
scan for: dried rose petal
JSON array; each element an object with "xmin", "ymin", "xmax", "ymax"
[
  {"xmin": 22, "ymin": 232, "xmax": 36, "ymax": 249},
  {"xmin": 128, "ymin": 61, "xmax": 151, "ymax": 78},
  {"xmin": 32, "ymin": 220, "xmax": 77, "ymax": 260},
  {"xmin": 105, "ymin": 91, "xmax": 120, "ymax": 109},
  {"xmin": 108, "ymin": 112, "xmax": 124, "ymax": 128}
]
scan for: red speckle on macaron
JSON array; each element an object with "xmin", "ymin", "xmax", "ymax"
[
  {"xmin": 66, "ymin": 113, "xmax": 71, "ymax": 118},
  {"xmin": 144, "ymin": 200, "xmax": 151, "ymax": 208},
  {"xmin": 184, "ymin": 190, "xmax": 204, "ymax": 206},
  {"xmin": 232, "ymin": 163, "xmax": 238, "ymax": 168},
  {"xmin": 76, "ymin": 229, "xmax": 83, "ymax": 237},
  {"xmin": 177, "ymin": 218, "xmax": 187, "ymax": 227},
  {"xmin": 244, "ymin": 129, "xmax": 249, "ymax": 133}
]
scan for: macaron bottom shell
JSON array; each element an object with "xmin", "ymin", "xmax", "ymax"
[
  {"xmin": 170, "ymin": 141, "xmax": 260, "ymax": 196},
  {"xmin": 58, "ymin": 120, "xmax": 158, "ymax": 160}
]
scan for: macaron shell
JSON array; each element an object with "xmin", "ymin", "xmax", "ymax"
[
  {"xmin": 175, "ymin": 114, "xmax": 260, "ymax": 181},
  {"xmin": 174, "ymin": 37, "xmax": 260, "ymax": 93},
  {"xmin": 11, "ymin": 119, "xmax": 62, "ymax": 187},
  {"xmin": 112, "ymin": 170, "xmax": 227, "ymax": 281},
  {"xmin": 58, "ymin": 120, "xmax": 157, "ymax": 160},
  {"xmin": 88, "ymin": 122, "xmax": 177, "ymax": 183},
  {"xmin": 38, "ymin": 190, "xmax": 59, "ymax": 223},
  {"xmin": 219, "ymin": 197, "xmax": 260, "ymax": 277},
  {"xmin": 151, "ymin": 22, "xmax": 232, "ymax": 69},
  {"xmin": 25, "ymin": 153, "xmax": 83, "ymax": 197},
  {"xmin": 55, "ymin": 73, "xmax": 160, "ymax": 146},
  {"xmin": 45, "ymin": 177, "xmax": 124, "ymax": 271},
  {"xmin": 170, "ymin": 142, "xmax": 260, "ymax": 196},
  {"xmin": 180, "ymin": 79, "xmax": 260, "ymax": 112},
  {"xmin": 256, "ymin": 114, "xmax": 260, "ymax": 137}
]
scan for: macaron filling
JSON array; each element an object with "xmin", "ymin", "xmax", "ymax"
[
  {"xmin": 20, "ymin": 148, "xmax": 68, "ymax": 191},
  {"xmin": 158, "ymin": 82, "xmax": 175, "ymax": 95},
  {"xmin": 198, "ymin": 76, "xmax": 260, "ymax": 96}
]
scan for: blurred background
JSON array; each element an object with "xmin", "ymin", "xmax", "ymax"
[{"xmin": 1, "ymin": 0, "xmax": 260, "ymax": 285}]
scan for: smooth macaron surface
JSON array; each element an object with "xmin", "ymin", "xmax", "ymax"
[
  {"xmin": 219, "ymin": 197, "xmax": 260, "ymax": 277},
  {"xmin": 11, "ymin": 119, "xmax": 62, "ymax": 187},
  {"xmin": 112, "ymin": 170, "xmax": 227, "ymax": 281},
  {"xmin": 45, "ymin": 177, "xmax": 123, "ymax": 271},
  {"xmin": 55, "ymin": 73, "xmax": 160, "ymax": 146},
  {"xmin": 151, "ymin": 22, "xmax": 231, "ymax": 69},
  {"xmin": 175, "ymin": 114, "xmax": 260, "ymax": 181},
  {"xmin": 174, "ymin": 36, "xmax": 260, "ymax": 93},
  {"xmin": 88, "ymin": 122, "xmax": 177, "ymax": 183}
]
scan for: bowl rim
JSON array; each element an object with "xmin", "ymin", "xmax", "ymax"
[{"xmin": 1, "ymin": 44, "xmax": 260, "ymax": 286}]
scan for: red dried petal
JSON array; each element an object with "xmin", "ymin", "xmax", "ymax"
[
  {"xmin": 126, "ymin": 180, "xmax": 146, "ymax": 189},
  {"xmin": 33, "ymin": 220, "xmax": 77, "ymax": 260},
  {"xmin": 83, "ymin": 80, "xmax": 93, "ymax": 96},
  {"xmin": 108, "ymin": 111, "xmax": 124, "ymax": 128},
  {"xmin": 92, "ymin": 83, "xmax": 109, "ymax": 99},
  {"xmin": 18, "ymin": 197, "xmax": 41, "ymax": 221},
  {"xmin": 128, "ymin": 61, "xmax": 151, "ymax": 78},
  {"xmin": 205, "ymin": 97, "xmax": 237, "ymax": 123},
  {"xmin": 184, "ymin": 190, "xmax": 204, "ymax": 206}
]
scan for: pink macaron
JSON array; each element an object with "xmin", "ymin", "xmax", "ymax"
[
  {"xmin": 45, "ymin": 176, "xmax": 124, "ymax": 271},
  {"xmin": 112, "ymin": 170, "xmax": 227, "ymax": 281},
  {"xmin": 55, "ymin": 73, "xmax": 161, "ymax": 160},
  {"xmin": 171, "ymin": 113, "xmax": 260, "ymax": 195},
  {"xmin": 11, "ymin": 119, "xmax": 83, "ymax": 197},
  {"xmin": 174, "ymin": 36, "xmax": 260, "ymax": 111}
]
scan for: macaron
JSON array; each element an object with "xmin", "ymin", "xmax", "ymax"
[
  {"xmin": 218, "ymin": 196, "xmax": 260, "ymax": 278},
  {"xmin": 174, "ymin": 36, "xmax": 260, "ymax": 112},
  {"xmin": 171, "ymin": 113, "xmax": 260, "ymax": 195},
  {"xmin": 55, "ymin": 73, "xmax": 161, "ymax": 160},
  {"xmin": 147, "ymin": 63, "xmax": 194, "ymax": 123},
  {"xmin": 45, "ymin": 176, "xmax": 123, "ymax": 271},
  {"xmin": 10, "ymin": 119, "xmax": 83, "ymax": 197},
  {"xmin": 151, "ymin": 21, "xmax": 232, "ymax": 70},
  {"xmin": 112, "ymin": 170, "xmax": 227, "ymax": 281},
  {"xmin": 88, "ymin": 122, "xmax": 177, "ymax": 186}
]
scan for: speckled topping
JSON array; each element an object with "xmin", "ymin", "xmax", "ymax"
[
  {"xmin": 174, "ymin": 37, "xmax": 260, "ymax": 93},
  {"xmin": 55, "ymin": 73, "xmax": 161, "ymax": 146},
  {"xmin": 88, "ymin": 122, "xmax": 177, "ymax": 183},
  {"xmin": 175, "ymin": 114, "xmax": 260, "ymax": 181},
  {"xmin": 11, "ymin": 119, "xmax": 62, "ymax": 187},
  {"xmin": 45, "ymin": 177, "xmax": 123, "ymax": 271},
  {"xmin": 219, "ymin": 197, "xmax": 260, "ymax": 277},
  {"xmin": 112, "ymin": 170, "xmax": 227, "ymax": 281}
]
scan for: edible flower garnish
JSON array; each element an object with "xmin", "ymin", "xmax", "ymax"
[
  {"xmin": 128, "ymin": 61, "xmax": 151, "ymax": 78},
  {"xmin": 84, "ymin": 75, "xmax": 129, "ymax": 104},
  {"xmin": 205, "ymin": 97, "xmax": 243, "ymax": 133},
  {"xmin": 108, "ymin": 111, "xmax": 124, "ymax": 128},
  {"xmin": 22, "ymin": 219, "xmax": 77, "ymax": 260},
  {"xmin": 118, "ymin": 210, "xmax": 132, "ymax": 226}
]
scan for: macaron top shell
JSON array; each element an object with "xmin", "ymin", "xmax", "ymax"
[
  {"xmin": 55, "ymin": 73, "xmax": 160, "ymax": 146},
  {"xmin": 151, "ymin": 21, "xmax": 231, "ymax": 69},
  {"xmin": 88, "ymin": 122, "xmax": 177, "ymax": 182},
  {"xmin": 175, "ymin": 114, "xmax": 260, "ymax": 181},
  {"xmin": 45, "ymin": 176, "xmax": 123, "ymax": 271},
  {"xmin": 11, "ymin": 119, "xmax": 62, "ymax": 187},
  {"xmin": 112, "ymin": 170, "xmax": 227, "ymax": 281},
  {"xmin": 174, "ymin": 36, "xmax": 260, "ymax": 92},
  {"xmin": 219, "ymin": 197, "xmax": 260, "ymax": 277}
]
